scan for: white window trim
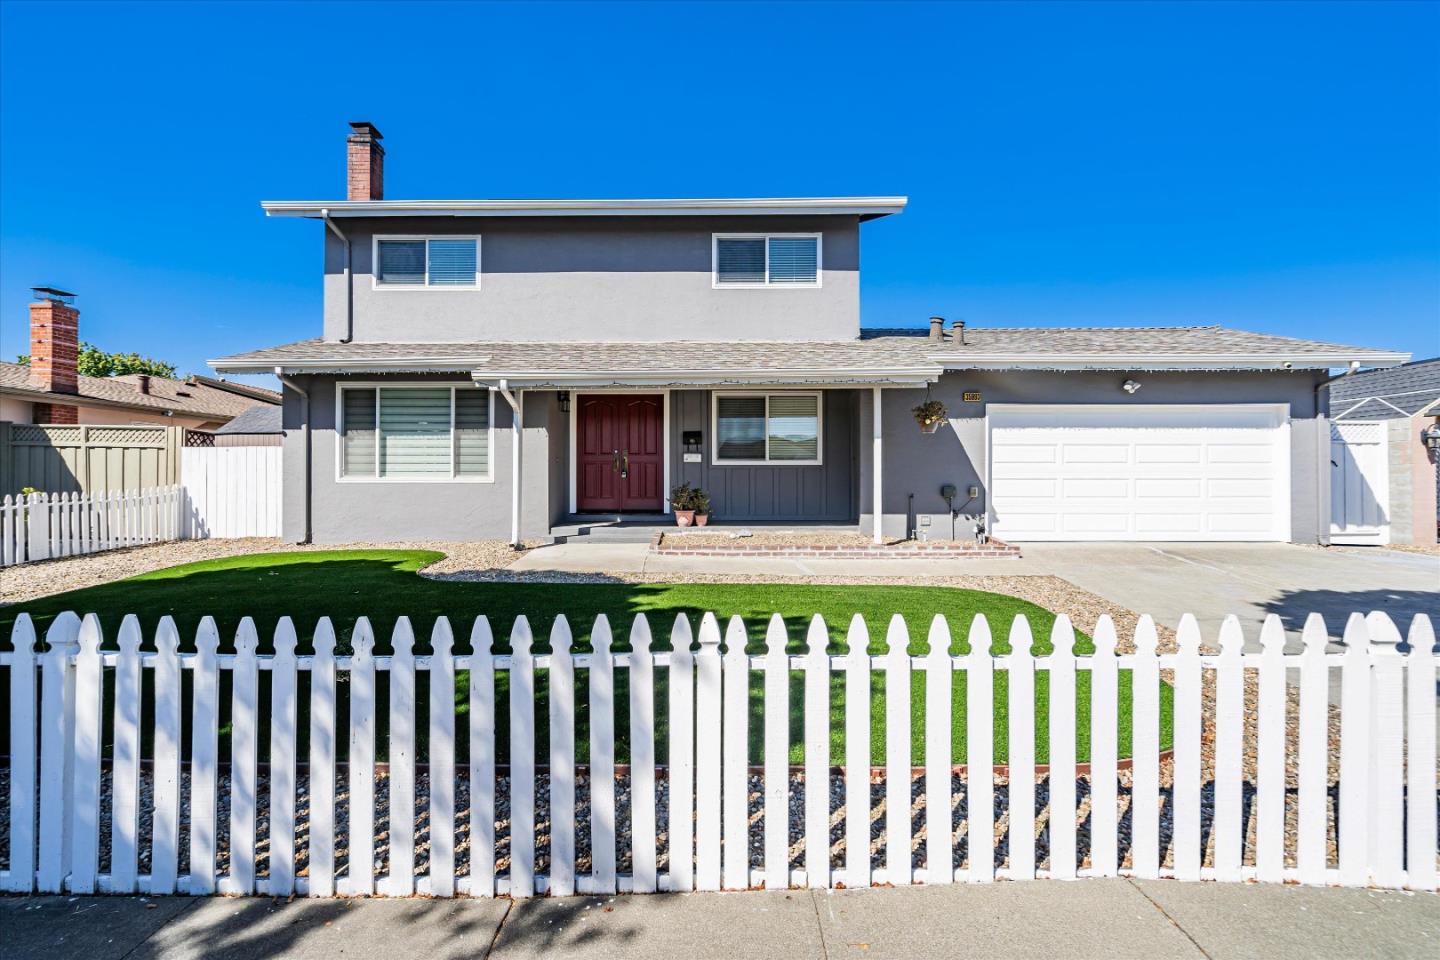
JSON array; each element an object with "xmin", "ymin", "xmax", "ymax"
[
  {"xmin": 372, "ymin": 235, "xmax": 482, "ymax": 290},
  {"xmin": 711, "ymin": 233, "xmax": 822, "ymax": 289},
  {"xmin": 335, "ymin": 381, "xmax": 495, "ymax": 483},
  {"xmin": 711, "ymin": 390, "xmax": 824, "ymax": 466}
]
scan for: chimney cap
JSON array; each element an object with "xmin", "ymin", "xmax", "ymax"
[
  {"xmin": 32, "ymin": 286, "xmax": 76, "ymax": 304},
  {"xmin": 348, "ymin": 121, "xmax": 383, "ymax": 140}
]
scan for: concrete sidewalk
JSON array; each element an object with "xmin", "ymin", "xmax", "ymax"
[{"xmin": 4, "ymin": 880, "xmax": 1436, "ymax": 960}]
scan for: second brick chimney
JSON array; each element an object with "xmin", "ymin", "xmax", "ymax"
[
  {"xmin": 347, "ymin": 122, "xmax": 384, "ymax": 200},
  {"xmin": 28, "ymin": 287, "xmax": 80, "ymax": 424}
]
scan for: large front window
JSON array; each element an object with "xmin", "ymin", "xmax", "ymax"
[
  {"xmin": 713, "ymin": 392, "xmax": 822, "ymax": 464},
  {"xmin": 339, "ymin": 385, "xmax": 492, "ymax": 480}
]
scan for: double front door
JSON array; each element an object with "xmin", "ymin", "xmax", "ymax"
[{"xmin": 577, "ymin": 394, "xmax": 664, "ymax": 512}]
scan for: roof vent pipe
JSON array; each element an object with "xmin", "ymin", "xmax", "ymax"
[
  {"xmin": 928, "ymin": 317, "xmax": 945, "ymax": 341},
  {"xmin": 952, "ymin": 319, "xmax": 966, "ymax": 346},
  {"xmin": 137, "ymin": 374, "xmax": 151, "ymax": 395}
]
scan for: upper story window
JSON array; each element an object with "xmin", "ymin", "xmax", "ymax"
[
  {"xmin": 374, "ymin": 236, "xmax": 480, "ymax": 288},
  {"xmin": 713, "ymin": 234, "xmax": 821, "ymax": 287}
]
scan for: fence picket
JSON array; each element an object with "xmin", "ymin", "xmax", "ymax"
[
  {"xmin": 110, "ymin": 615, "xmax": 144, "ymax": 893},
  {"xmin": 590, "ymin": 615, "xmax": 618, "ymax": 894},
  {"xmin": 508, "ymin": 616, "xmax": 536, "ymax": 898},
  {"xmin": 429, "ymin": 617, "xmax": 457, "ymax": 897},
  {"xmin": 1255, "ymin": 615, "xmax": 1287, "ymax": 884},
  {"xmin": 1296, "ymin": 613, "xmax": 1329, "ymax": 885},
  {"xmin": 5, "ymin": 615, "xmax": 38, "ymax": 893},
  {"xmin": 1, "ymin": 485, "xmax": 186, "ymax": 567},
  {"xmin": 884, "ymin": 614, "xmax": 912, "ymax": 886},
  {"xmin": 629, "ymin": 615, "xmax": 657, "ymax": 893},
  {"xmin": 1088, "ymin": 615, "xmax": 1118, "ymax": 878},
  {"xmin": 1006, "ymin": 616, "xmax": 1036, "ymax": 881},
  {"xmin": 695, "ymin": 613, "xmax": 724, "ymax": 891},
  {"xmin": 721, "ymin": 616, "xmax": 751, "ymax": 891},
  {"xmin": 844, "ymin": 615, "xmax": 872, "ymax": 890},
  {"xmin": 309, "ymin": 619, "xmax": 339, "ymax": 897},
  {"xmin": 1213, "ymin": 616, "xmax": 1245, "ymax": 882},
  {"xmin": 468, "ymin": 617, "xmax": 497, "ymax": 898},
  {"xmin": 1405, "ymin": 615, "xmax": 1437, "ymax": 892},
  {"xmin": 1366, "ymin": 612, "xmax": 1405, "ymax": 889},
  {"xmin": 150, "ymin": 617, "xmax": 182, "ymax": 893},
  {"xmin": 1337, "ymin": 613, "xmax": 1371, "ymax": 887},
  {"xmin": 68, "ymin": 615, "xmax": 103, "ymax": 894},
  {"xmin": 669, "ymin": 614, "xmax": 696, "ymax": 892},
  {"xmin": 386, "ymin": 618, "xmax": 417, "ymax": 897},
  {"xmin": 36, "ymin": 613, "xmax": 79, "ymax": 893},
  {"xmin": 348, "ymin": 618, "xmax": 377, "ymax": 895},
  {"xmin": 763, "ymin": 614, "xmax": 790, "ymax": 889},
  {"xmin": 1047, "ymin": 616, "xmax": 1077, "ymax": 880},
  {"xmin": 227, "ymin": 618, "xmax": 260, "ymax": 894},
  {"xmin": 924, "ymin": 615, "xmax": 953, "ymax": 885},
  {"xmin": 190, "ymin": 617, "xmax": 221, "ymax": 894},
  {"xmin": 967, "ymin": 615, "xmax": 995, "ymax": 883},
  {"xmin": 1172, "ymin": 614, "xmax": 1203, "ymax": 881},
  {"xmin": 803, "ymin": 615, "xmax": 831, "ymax": 889},
  {"xmin": 549, "ymin": 616, "xmax": 577, "ymax": 897},
  {"xmin": 269, "ymin": 618, "xmax": 299, "ymax": 896}
]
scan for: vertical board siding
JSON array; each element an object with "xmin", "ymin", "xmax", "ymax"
[
  {"xmin": 181, "ymin": 446, "xmax": 282, "ymax": 538},
  {"xmin": 4, "ymin": 609, "xmax": 1436, "ymax": 898}
]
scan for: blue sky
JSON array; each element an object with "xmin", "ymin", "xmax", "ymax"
[{"xmin": 1, "ymin": 0, "xmax": 1436, "ymax": 387}]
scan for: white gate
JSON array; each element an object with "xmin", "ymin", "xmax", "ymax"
[
  {"xmin": 1330, "ymin": 421, "xmax": 1389, "ymax": 544},
  {"xmin": 181, "ymin": 446, "xmax": 282, "ymax": 538}
]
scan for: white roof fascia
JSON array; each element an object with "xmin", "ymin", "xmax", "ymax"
[
  {"xmin": 260, "ymin": 197, "xmax": 908, "ymax": 219},
  {"xmin": 210, "ymin": 356, "xmax": 491, "ymax": 374},
  {"xmin": 930, "ymin": 352, "xmax": 1412, "ymax": 371}
]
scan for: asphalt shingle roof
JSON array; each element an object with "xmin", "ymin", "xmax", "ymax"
[
  {"xmin": 214, "ymin": 404, "xmax": 283, "ymax": 434},
  {"xmin": 1329, "ymin": 357, "xmax": 1440, "ymax": 420},
  {"xmin": 0, "ymin": 362, "xmax": 279, "ymax": 421}
]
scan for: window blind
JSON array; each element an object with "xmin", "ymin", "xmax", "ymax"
[
  {"xmin": 454, "ymin": 389, "xmax": 491, "ymax": 476},
  {"xmin": 716, "ymin": 395, "xmax": 767, "ymax": 460},
  {"xmin": 766, "ymin": 394, "xmax": 819, "ymax": 460},
  {"xmin": 342, "ymin": 389, "xmax": 378, "ymax": 476},
  {"xmin": 377, "ymin": 240, "xmax": 426, "ymax": 285},
  {"xmin": 427, "ymin": 239, "xmax": 477, "ymax": 285},
  {"xmin": 766, "ymin": 237, "xmax": 818, "ymax": 284},
  {"xmin": 378, "ymin": 388, "xmax": 452, "ymax": 477},
  {"xmin": 715, "ymin": 238, "xmax": 766, "ymax": 284}
]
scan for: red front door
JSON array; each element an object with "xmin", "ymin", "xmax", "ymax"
[{"xmin": 577, "ymin": 394, "xmax": 664, "ymax": 512}]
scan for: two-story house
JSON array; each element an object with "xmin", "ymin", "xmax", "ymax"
[{"xmin": 213, "ymin": 123, "xmax": 1408, "ymax": 547}]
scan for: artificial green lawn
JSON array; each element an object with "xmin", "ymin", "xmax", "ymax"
[{"xmin": 0, "ymin": 550, "xmax": 1174, "ymax": 765}]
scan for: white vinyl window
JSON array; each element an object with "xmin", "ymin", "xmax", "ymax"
[
  {"xmin": 712, "ymin": 392, "xmax": 822, "ymax": 464},
  {"xmin": 713, "ymin": 234, "xmax": 821, "ymax": 287},
  {"xmin": 374, "ymin": 236, "xmax": 480, "ymax": 288},
  {"xmin": 338, "ymin": 384, "xmax": 493, "ymax": 481}
]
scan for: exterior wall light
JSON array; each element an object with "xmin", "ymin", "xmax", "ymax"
[
  {"xmin": 557, "ymin": 391, "xmax": 570, "ymax": 414},
  {"xmin": 1122, "ymin": 379, "xmax": 1142, "ymax": 394},
  {"xmin": 1422, "ymin": 421, "xmax": 1440, "ymax": 453}
]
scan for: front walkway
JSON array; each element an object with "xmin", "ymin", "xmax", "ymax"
[{"xmin": 4, "ymin": 880, "xmax": 1435, "ymax": 960}]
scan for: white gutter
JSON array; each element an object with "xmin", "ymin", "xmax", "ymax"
[
  {"xmin": 931, "ymin": 352, "xmax": 1411, "ymax": 370},
  {"xmin": 320, "ymin": 209, "xmax": 353, "ymax": 344},
  {"xmin": 275, "ymin": 369, "xmax": 311, "ymax": 543},
  {"xmin": 261, "ymin": 196, "xmax": 908, "ymax": 219},
  {"xmin": 210, "ymin": 356, "xmax": 491, "ymax": 373},
  {"xmin": 496, "ymin": 379, "xmax": 523, "ymax": 549}
]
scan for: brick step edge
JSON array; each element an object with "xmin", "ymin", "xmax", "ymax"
[{"xmin": 652, "ymin": 534, "xmax": 1021, "ymax": 559}]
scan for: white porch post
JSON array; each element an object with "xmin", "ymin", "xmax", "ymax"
[
  {"xmin": 872, "ymin": 386, "xmax": 884, "ymax": 544},
  {"xmin": 499, "ymin": 380, "xmax": 523, "ymax": 549}
]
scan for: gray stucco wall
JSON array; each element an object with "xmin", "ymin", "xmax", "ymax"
[
  {"xmin": 861, "ymin": 369, "xmax": 1330, "ymax": 542},
  {"xmin": 323, "ymin": 215, "xmax": 860, "ymax": 343},
  {"xmin": 668, "ymin": 389, "xmax": 859, "ymax": 523},
  {"xmin": 281, "ymin": 376, "xmax": 562, "ymax": 543}
]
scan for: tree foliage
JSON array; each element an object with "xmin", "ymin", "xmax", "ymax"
[{"xmin": 15, "ymin": 342, "xmax": 177, "ymax": 379}]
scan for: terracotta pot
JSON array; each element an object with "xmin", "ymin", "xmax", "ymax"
[
  {"xmin": 695, "ymin": 513, "xmax": 710, "ymax": 526},
  {"xmin": 919, "ymin": 420, "xmax": 940, "ymax": 434},
  {"xmin": 674, "ymin": 510, "xmax": 696, "ymax": 527}
]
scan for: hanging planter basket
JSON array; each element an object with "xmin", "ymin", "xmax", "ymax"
[
  {"xmin": 918, "ymin": 419, "xmax": 941, "ymax": 434},
  {"xmin": 912, "ymin": 399, "xmax": 948, "ymax": 434}
]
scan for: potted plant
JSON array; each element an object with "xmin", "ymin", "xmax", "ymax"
[
  {"xmin": 670, "ymin": 482, "xmax": 697, "ymax": 526},
  {"xmin": 912, "ymin": 399, "xmax": 948, "ymax": 433},
  {"xmin": 691, "ymin": 487, "xmax": 712, "ymax": 526}
]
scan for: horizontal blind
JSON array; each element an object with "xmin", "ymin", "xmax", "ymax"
[
  {"xmin": 342, "ymin": 389, "xmax": 377, "ymax": 477},
  {"xmin": 716, "ymin": 395, "xmax": 766, "ymax": 460},
  {"xmin": 427, "ymin": 239, "xmax": 478, "ymax": 286},
  {"xmin": 766, "ymin": 237, "xmax": 818, "ymax": 284},
  {"xmin": 715, "ymin": 238, "xmax": 766, "ymax": 284},
  {"xmin": 767, "ymin": 394, "xmax": 819, "ymax": 461},
  {"xmin": 377, "ymin": 240, "xmax": 426, "ymax": 285},
  {"xmin": 379, "ymin": 388, "xmax": 452, "ymax": 477},
  {"xmin": 454, "ymin": 389, "xmax": 491, "ymax": 477}
]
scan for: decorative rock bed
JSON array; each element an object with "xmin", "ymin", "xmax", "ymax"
[{"xmin": 652, "ymin": 531, "xmax": 1021, "ymax": 559}]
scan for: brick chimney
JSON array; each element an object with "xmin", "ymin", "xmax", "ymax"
[
  {"xmin": 28, "ymin": 287, "xmax": 80, "ymax": 424},
  {"xmin": 347, "ymin": 122, "xmax": 384, "ymax": 200}
]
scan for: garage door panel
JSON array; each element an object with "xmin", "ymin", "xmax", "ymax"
[{"xmin": 989, "ymin": 406, "xmax": 1287, "ymax": 542}]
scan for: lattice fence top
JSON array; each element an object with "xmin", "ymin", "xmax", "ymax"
[
  {"xmin": 8, "ymin": 424, "xmax": 171, "ymax": 447},
  {"xmin": 11, "ymin": 425, "xmax": 82, "ymax": 444},
  {"xmin": 85, "ymin": 427, "xmax": 169, "ymax": 446}
]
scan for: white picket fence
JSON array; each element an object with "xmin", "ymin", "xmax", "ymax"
[
  {"xmin": 0, "ymin": 486, "xmax": 183, "ymax": 566},
  {"xmin": 180, "ymin": 446, "xmax": 282, "ymax": 539},
  {"xmin": 1, "ymin": 609, "xmax": 1435, "ymax": 898}
]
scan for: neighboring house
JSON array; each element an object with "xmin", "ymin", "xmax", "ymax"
[
  {"xmin": 211, "ymin": 403, "xmax": 284, "ymax": 446},
  {"xmin": 3, "ymin": 288, "xmax": 281, "ymax": 430},
  {"xmin": 1328, "ymin": 358, "xmax": 1440, "ymax": 546},
  {"xmin": 212, "ymin": 122, "xmax": 1409, "ymax": 546}
]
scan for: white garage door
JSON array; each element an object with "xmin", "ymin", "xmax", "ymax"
[{"xmin": 988, "ymin": 405, "xmax": 1291, "ymax": 542}]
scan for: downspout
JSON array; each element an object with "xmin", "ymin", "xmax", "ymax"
[
  {"xmin": 276, "ymin": 368, "xmax": 311, "ymax": 544},
  {"xmin": 497, "ymin": 379, "xmax": 523, "ymax": 548},
  {"xmin": 320, "ymin": 209, "xmax": 354, "ymax": 343}
]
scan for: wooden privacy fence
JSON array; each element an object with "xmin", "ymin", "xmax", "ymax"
[
  {"xmin": 0, "ymin": 486, "xmax": 183, "ymax": 566},
  {"xmin": 180, "ymin": 445, "xmax": 282, "ymax": 538},
  {"xmin": 1, "ymin": 609, "xmax": 1435, "ymax": 898},
  {"xmin": 0, "ymin": 423, "xmax": 182, "ymax": 497}
]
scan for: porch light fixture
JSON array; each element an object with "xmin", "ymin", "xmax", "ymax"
[
  {"xmin": 1422, "ymin": 422, "xmax": 1440, "ymax": 453},
  {"xmin": 557, "ymin": 390, "xmax": 570, "ymax": 413},
  {"xmin": 1122, "ymin": 379, "xmax": 1142, "ymax": 394}
]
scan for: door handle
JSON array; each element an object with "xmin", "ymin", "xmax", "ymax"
[
  {"xmin": 621, "ymin": 449, "xmax": 630, "ymax": 479},
  {"xmin": 612, "ymin": 449, "xmax": 621, "ymax": 473}
]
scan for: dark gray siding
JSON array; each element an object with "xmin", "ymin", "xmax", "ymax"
[{"xmin": 669, "ymin": 389, "xmax": 858, "ymax": 523}]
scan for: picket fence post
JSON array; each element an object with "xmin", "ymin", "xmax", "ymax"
[
  {"xmin": 348, "ymin": 618, "xmax": 378, "ymax": 895},
  {"xmin": 1405, "ymin": 615, "xmax": 1437, "ymax": 892},
  {"xmin": 36, "ymin": 612, "xmax": 80, "ymax": 893},
  {"xmin": 269, "ymin": 618, "xmax": 300, "ymax": 896},
  {"xmin": 668, "ymin": 615, "xmax": 696, "ymax": 892},
  {"xmin": 229, "ymin": 618, "xmax": 260, "ymax": 894},
  {"xmin": 1255, "ymin": 615, "xmax": 1287, "ymax": 884},
  {"xmin": 695, "ymin": 613, "xmax": 724, "ymax": 892},
  {"xmin": 549, "ymin": 616, "xmax": 577, "ymax": 897},
  {"xmin": 386, "ymin": 618, "xmax": 417, "ymax": 897},
  {"xmin": 883, "ymin": 614, "xmax": 911, "ymax": 886},
  {"xmin": 967, "ymin": 614, "xmax": 995, "ymax": 883},
  {"xmin": 468, "ymin": 617, "xmax": 498, "ymax": 898},
  {"xmin": 924, "ymin": 615, "xmax": 953, "ymax": 884},
  {"xmin": 429, "ymin": 617, "xmax": 457, "ymax": 897},
  {"xmin": 1213, "ymin": 615, "xmax": 1245, "ymax": 882},
  {"xmin": 190, "ymin": 617, "xmax": 221, "ymax": 895},
  {"xmin": 1366, "ymin": 612, "xmax": 1405, "ymax": 889},
  {"xmin": 628, "ymin": 615, "xmax": 657, "ymax": 893},
  {"xmin": 309, "ymin": 618, "xmax": 339, "ymax": 897},
  {"xmin": 1337, "ymin": 612, "xmax": 1371, "ymax": 886},
  {"xmin": 843, "ymin": 614, "xmax": 872, "ymax": 890},
  {"xmin": 589, "ymin": 615, "xmax": 618, "ymax": 894},
  {"xmin": 1047, "ymin": 616, "xmax": 1077, "ymax": 879},
  {"xmin": 508, "ymin": 616, "xmax": 536, "ymax": 898},
  {"xmin": 5, "ymin": 615, "xmax": 39, "ymax": 892},
  {"xmin": 1172, "ymin": 614, "xmax": 1203, "ymax": 881},
  {"xmin": 1006, "ymin": 616, "xmax": 1036, "ymax": 881},
  {"xmin": 111, "ymin": 615, "xmax": 144, "ymax": 893},
  {"xmin": 762, "ymin": 614, "xmax": 790, "ymax": 889},
  {"xmin": 721, "ymin": 616, "xmax": 751, "ymax": 891},
  {"xmin": 151, "ymin": 617, "xmax": 182, "ymax": 894},
  {"xmin": 1296, "ymin": 613, "xmax": 1330, "ymax": 885}
]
